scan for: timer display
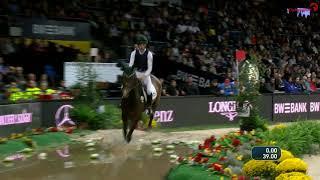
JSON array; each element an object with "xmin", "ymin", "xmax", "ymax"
[{"xmin": 252, "ymin": 146, "xmax": 281, "ymax": 160}]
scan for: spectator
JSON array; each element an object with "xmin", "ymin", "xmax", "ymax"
[
  {"xmin": 294, "ymin": 77, "xmax": 305, "ymax": 93},
  {"xmin": 166, "ymin": 79, "xmax": 180, "ymax": 96},
  {"xmin": 27, "ymin": 73, "xmax": 37, "ymax": 84},
  {"xmin": 159, "ymin": 78, "xmax": 169, "ymax": 96},
  {"xmin": 204, "ymin": 79, "xmax": 220, "ymax": 96},
  {"xmin": 40, "ymin": 74, "xmax": 49, "ymax": 87},
  {"xmin": 283, "ymin": 77, "xmax": 300, "ymax": 94},
  {"xmin": 25, "ymin": 80, "xmax": 41, "ymax": 100},
  {"xmin": 181, "ymin": 77, "xmax": 200, "ymax": 95},
  {"xmin": 261, "ymin": 77, "xmax": 277, "ymax": 93},
  {"xmin": 15, "ymin": 66, "xmax": 26, "ymax": 89},
  {"xmin": 309, "ymin": 77, "xmax": 317, "ymax": 92},
  {"xmin": 57, "ymin": 80, "xmax": 68, "ymax": 92},
  {"xmin": 44, "ymin": 65, "xmax": 56, "ymax": 86},
  {"xmin": 4, "ymin": 66, "xmax": 17, "ymax": 83},
  {"xmin": 0, "ymin": 56, "xmax": 7, "ymax": 75},
  {"xmin": 219, "ymin": 78, "xmax": 237, "ymax": 96}
]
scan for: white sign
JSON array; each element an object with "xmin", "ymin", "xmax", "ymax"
[{"xmin": 64, "ymin": 62, "xmax": 123, "ymax": 87}]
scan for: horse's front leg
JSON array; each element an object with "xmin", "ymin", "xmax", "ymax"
[
  {"xmin": 126, "ymin": 115, "xmax": 140, "ymax": 143},
  {"xmin": 122, "ymin": 112, "xmax": 128, "ymax": 141}
]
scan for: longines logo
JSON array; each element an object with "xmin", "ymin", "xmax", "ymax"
[
  {"xmin": 208, "ymin": 101, "xmax": 238, "ymax": 121},
  {"xmin": 55, "ymin": 105, "xmax": 75, "ymax": 127}
]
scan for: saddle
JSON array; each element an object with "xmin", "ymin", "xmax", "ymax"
[{"xmin": 137, "ymin": 82, "xmax": 148, "ymax": 106}]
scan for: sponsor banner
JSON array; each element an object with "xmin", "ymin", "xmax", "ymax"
[
  {"xmin": 155, "ymin": 59, "xmax": 223, "ymax": 89},
  {"xmin": 107, "ymin": 96, "xmax": 272, "ymax": 128},
  {"xmin": 308, "ymin": 94, "xmax": 320, "ymax": 119},
  {"xmin": 273, "ymin": 94, "xmax": 309, "ymax": 122},
  {"xmin": 152, "ymin": 96, "xmax": 240, "ymax": 127},
  {"xmin": 11, "ymin": 18, "xmax": 91, "ymax": 40},
  {"xmin": 0, "ymin": 103, "xmax": 41, "ymax": 137},
  {"xmin": 2, "ymin": 94, "xmax": 320, "ymax": 136},
  {"xmin": 64, "ymin": 62, "xmax": 123, "ymax": 87},
  {"xmin": 41, "ymin": 100, "xmax": 73, "ymax": 127}
]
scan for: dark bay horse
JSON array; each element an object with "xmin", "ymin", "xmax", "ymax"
[{"xmin": 121, "ymin": 70, "xmax": 162, "ymax": 143}]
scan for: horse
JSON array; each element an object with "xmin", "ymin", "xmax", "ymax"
[{"xmin": 120, "ymin": 69, "xmax": 162, "ymax": 143}]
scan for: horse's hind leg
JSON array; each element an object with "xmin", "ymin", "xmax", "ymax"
[
  {"xmin": 122, "ymin": 113, "xmax": 128, "ymax": 141},
  {"xmin": 147, "ymin": 112, "xmax": 154, "ymax": 129}
]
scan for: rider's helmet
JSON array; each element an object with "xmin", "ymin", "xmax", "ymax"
[{"xmin": 136, "ymin": 34, "xmax": 148, "ymax": 45}]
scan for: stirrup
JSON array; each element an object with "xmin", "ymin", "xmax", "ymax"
[{"xmin": 145, "ymin": 107, "xmax": 153, "ymax": 115}]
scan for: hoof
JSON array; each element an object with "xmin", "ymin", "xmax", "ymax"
[{"xmin": 126, "ymin": 136, "xmax": 132, "ymax": 143}]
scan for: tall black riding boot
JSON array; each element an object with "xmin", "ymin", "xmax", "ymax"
[{"xmin": 146, "ymin": 94, "xmax": 152, "ymax": 115}]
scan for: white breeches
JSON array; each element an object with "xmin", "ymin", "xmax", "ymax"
[{"xmin": 135, "ymin": 71, "xmax": 157, "ymax": 100}]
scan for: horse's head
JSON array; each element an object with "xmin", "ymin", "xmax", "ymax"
[{"xmin": 121, "ymin": 71, "xmax": 139, "ymax": 99}]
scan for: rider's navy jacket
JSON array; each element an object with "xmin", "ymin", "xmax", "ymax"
[{"xmin": 133, "ymin": 49, "xmax": 149, "ymax": 72}]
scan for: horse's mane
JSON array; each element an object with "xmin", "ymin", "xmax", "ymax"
[{"xmin": 117, "ymin": 61, "xmax": 135, "ymax": 76}]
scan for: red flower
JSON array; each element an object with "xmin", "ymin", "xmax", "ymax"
[
  {"xmin": 48, "ymin": 127, "xmax": 58, "ymax": 132},
  {"xmin": 36, "ymin": 128, "xmax": 43, "ymax": 132},
  {"xmin": 193, "ymin": 156, "xmax": 202, "ymax": 163},
  {"xmin": 238, "ymin": 176, "xmax": 246, "ymax": 180},
  {"xmin": 232, "ymin": 139, "xmax": 241, "ymax": 147},
  {"xmin": 177, "ymin": 157, "xmax": 184, "ymax": 162},
  {"xmin": 215, "ymin": 145, "xmax": 222, "ymax": 150},
  {"xmin": 65, "ymin": 128, "xmax": 73, "ymax": 134},
  {"xmin": 209, "ymin": 135, "xmax": 216, "ymax": 142},
  {"xmin": 204, "ymin": 139, "xmax": 211, "ymax": 147},
  {"xmin": 198, "ymin": 144, "xmax": 204, "ymax": 150},
  {"xmin": 219, "ymin": 157, "xmax": 227, "ymax": 161},
  {"xmin": 211, "ymin": 163, "xmax": 223, "ymax": 171},
  {"xmin": 201, "ymin": 158, "xmax": 209, "ymax": 163},
  {"xmin": 196, "ymin": 153, "xmax": 203, "ymax": 158}
]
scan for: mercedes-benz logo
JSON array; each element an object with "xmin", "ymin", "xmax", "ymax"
[{"xmin": 55, "ymin": 105, "xmax": 75, "ymax": 127}]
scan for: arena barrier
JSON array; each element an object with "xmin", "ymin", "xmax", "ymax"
[{"xmin": 1, "ymin": 94, "xmax": 320, "ymax": 136}]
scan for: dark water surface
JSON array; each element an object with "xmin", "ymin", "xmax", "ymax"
[{"xmin": 0, "ymin": 143, "xmax": 192, "ymax": 180}]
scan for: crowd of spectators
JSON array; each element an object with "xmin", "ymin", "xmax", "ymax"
[
  {"xmin": 1, "ymin": 0, "xmax": 320, "ymax": 98},
  {"xmin": 0, "ymin": 37, "xmax": 80, "ymax": 82},
  {"xmin": 0, "ymin": 59, "xmax": 71, "ymax": 101},
  {"xmin": 81, "ymin": 0, "xmax": 320, "ymax": 96}
]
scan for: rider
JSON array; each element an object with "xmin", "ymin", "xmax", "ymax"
[{"xmin": 129, "ymin": 35, "xmax": 157, "ymax": 114}]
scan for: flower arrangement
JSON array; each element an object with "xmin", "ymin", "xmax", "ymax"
[
  {"xmin": 22, "ymin": 137, "xmax": 35, "ymax": 148},
  {"xmin": 278, "ymin": 149, "xmax": 294, "ymax": 162},
  {"xmin": 32, "ymin": 128, "xmax": 44, "ymax": 135},
  {"xmin": 242, "ymin": 160, "xmax": 277, "ymax": 177},
  {"xmin": 174, "ymin": 131, "xmax": 267, "ymax": 178},
  {"xmin": 273, "ymin": 124, "xmax": 287, "ymax": 130},
  {"xmin": 9, "ymin": 133, "xmax": 24, "ymax": 139},
  {"xmin": 168, "ymin": 126, "xmax": 314, "ymax": 180},
  {"xmin": 0, "ymin": 137, "xmax": 8, "ymax": 144},
  {"xmin": 275, "ymin": 172, "xmax": 312, "ymax": 180},
  {"xmin": 276, "ymin": 158, "xmax": 308, "ymax": 174},
  {"xmin": 47, "ymin": 127, "xmax": 59, "ymax": 132}
]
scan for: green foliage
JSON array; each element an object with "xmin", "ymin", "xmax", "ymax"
[
  {"xmin": 101, "ymin": 104, "xmax": 122, "ymax": 128},
  {"xmin": 71, "ymin": 62, "xmax": 102, "ymax": 108},
  {"xmin": 263, "ymin": 121, "xmax": 320, "ymax": 156},
  {"xmin": 70, "ymin": 62, "xmax": 122, "ymax": 130},
  {"xmin": 237, "ymin": 57, "xmax": 267, "ymax": 131},
  {"xmin": 71, "ymin": 103, "xmax": 122, "ymax": 130}
]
